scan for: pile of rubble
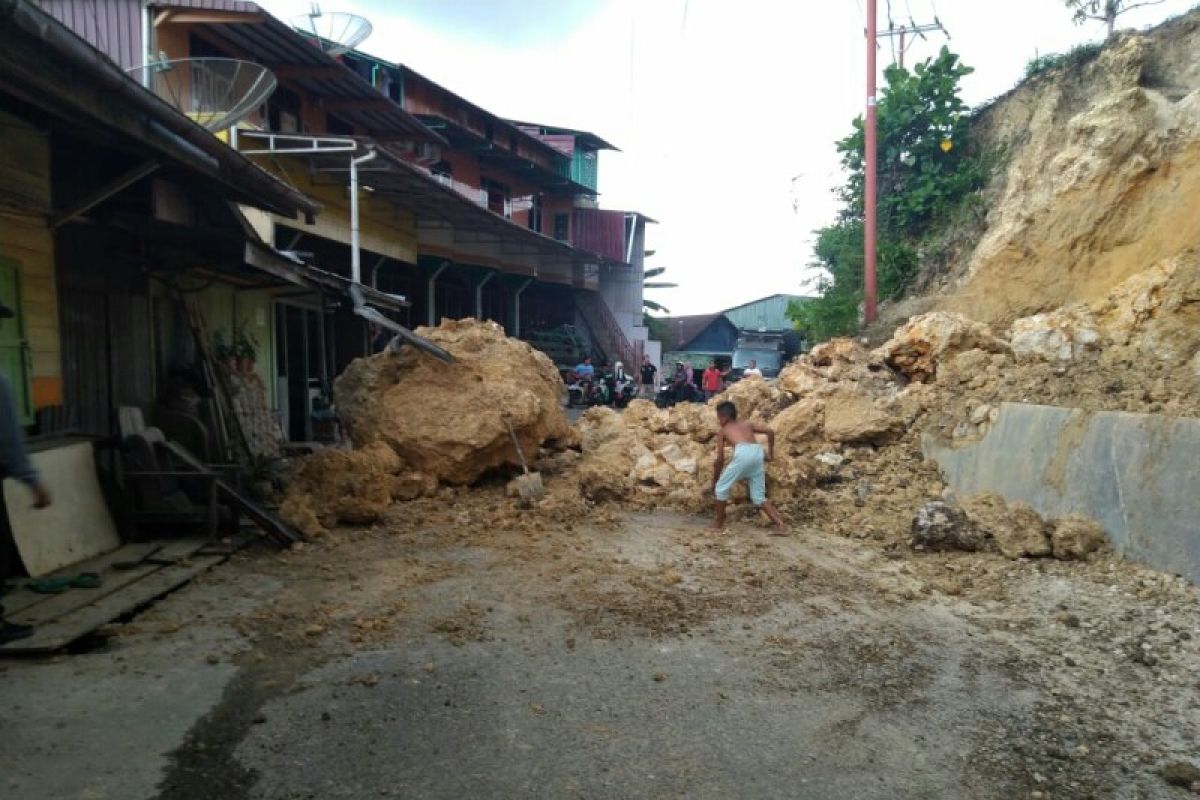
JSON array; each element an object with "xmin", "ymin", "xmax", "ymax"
[
  {"xmin": 281, "ymin": 258, "xmax": 1198, "ymax": 549},
  {"xmin": 281, "ymin": 319, "xmax": 569, "ymax": 536}
]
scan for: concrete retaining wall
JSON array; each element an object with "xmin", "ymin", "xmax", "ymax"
[{"xmin": 923, "ymin": 402, "xmax": 1200, "ymax": 583}]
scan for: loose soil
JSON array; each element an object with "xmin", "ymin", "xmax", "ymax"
[{"xmin": 125, "ymin": 495, "xmax": 1200, "ymax": 799}]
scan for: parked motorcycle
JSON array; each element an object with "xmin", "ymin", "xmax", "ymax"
[
  {"xmin": 654, "ymin": 379, "xmax": 701, "ymax": 409},
  {"xmin": 565, "ymin": 371, "xmax": 591, "ymax": 407},
  {"xmin": 611, "ymin": 373, "xmax": 637, "ymax": 408}
]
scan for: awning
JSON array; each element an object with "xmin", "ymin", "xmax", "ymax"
[
  {"xmin": 152, "ymin": 1, "xmax": 444, "ymax": 145},
  {"xmin": 243, "ymin": 241, "xmax": 408, "ymax": 311},
  {"xmin": 0, "ymin": 0, "xmax": 320, "ymax": 221},
  {"xmin": 236, "ymin": 132, "xmax": 633, "ymax": 276}
]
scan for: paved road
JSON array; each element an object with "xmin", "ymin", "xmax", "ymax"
[{"xmin": 1, "ymin": 510, "xmax": 1195, "ymax": 799}]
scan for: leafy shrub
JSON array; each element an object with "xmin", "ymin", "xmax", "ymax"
[
  {"xmin": 1024, "ymin": 42, "xmax": 1103, "ymax": 79},
  {"xmin": 790, "ymin": 47, "xmax": 993, "ymax": 342}
]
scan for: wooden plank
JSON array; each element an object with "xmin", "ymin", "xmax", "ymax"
[
  {"xmin": 0, "ymin": 553, "xmax": 228, "ymax": 655},
  {"xmin": 217, "ymin": 481, "xmax": 302, "ymax": 546},
  {"xmin": 1, "ymin": 538, "xmax": 209, "ymax": 621}
]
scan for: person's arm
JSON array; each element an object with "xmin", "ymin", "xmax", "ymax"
[
  {"xmin": 711, "ymin": 428, "xmax": 726, "ymax": 487},
  {"xmin": 0, "ymin": 376, "xmax": 48, "ymax": 507},
  {"xmin": 752, "ymin": 423, "xmax": 776, "ymax": 461}
]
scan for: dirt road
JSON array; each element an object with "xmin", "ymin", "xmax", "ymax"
[{"xmin": 2, "ymin": 500, "xmax": 1198, "ymax": 799}]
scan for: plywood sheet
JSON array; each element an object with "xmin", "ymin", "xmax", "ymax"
[{"xmin": 4, "ymin": 440, "xmax": 120, "ymax": 577}]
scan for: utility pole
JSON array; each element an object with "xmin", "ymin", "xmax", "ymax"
[
  {"xmin": 864, "ymin": 0, "xmax": 878, "ymax": 324},
  {"xmin": 863, "ymin": 9, "xmax": 947, "ymax": 324},
  {"xmin": 879, "ymin": 21, "xmax": 947, "ymax": 69}
]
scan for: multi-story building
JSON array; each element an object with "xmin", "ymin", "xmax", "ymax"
[{"xmin": 29, "ymin": 0, "xmax": 657, "ymax": 442}]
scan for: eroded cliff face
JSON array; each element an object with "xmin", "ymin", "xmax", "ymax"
[{"xmin": 936, "ymin": 13, "xmax": 1200, "ymax": 327}]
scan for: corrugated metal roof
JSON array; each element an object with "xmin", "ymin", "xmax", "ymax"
[
  {"xmin": 722, "ymin": 294, "xmax": 811, "ymax": 332},
  {"xmin": 2, "ymin": 0, "xmax": 318, "ymax": 218},
  {"xmin": 152, "ymin": 1, "xmax": 442, "ymax": 143},
  {"xmin": 39, "ymin": 0, "xmax": 143, "ymax": 69},
  {"xmin": 506, "ymin": 119, "xmax": 620, "ymax": 152},
  {"xmin": 659, "ymin": 314, "xmax": 723, "ymax": 351}
]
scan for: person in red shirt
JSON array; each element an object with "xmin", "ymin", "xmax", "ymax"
[{"xmin": 701, "ymin": 359, "xmax": 724, "ymax": 400}]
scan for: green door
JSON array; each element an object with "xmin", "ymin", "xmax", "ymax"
[{"xmin": 0, "ymin": 258, "xmax": 32, "ymax": 425}]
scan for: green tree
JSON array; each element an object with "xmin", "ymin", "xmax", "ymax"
[
  {"xmin": 790, "ymin": 47, "xmax": 989, "ymax": 342},
  {"xmin": 1064, "ymin": 0, "xmax": 1165, "ymax": 38}
]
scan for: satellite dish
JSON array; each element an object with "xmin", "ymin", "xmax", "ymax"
[
  {"xmin": 290, "ymin": 7, "xmax": 373, "ymax": 56},
  {"xmin": 128, "ymin": 58, "xmax": 276, "ymax": 131}
]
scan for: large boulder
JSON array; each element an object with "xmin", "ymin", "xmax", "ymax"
[
  {"xmin": 1051, "ymin": 514, "xmax": 1108, "ymax": 560},
  {"xmin": 875, "ymin": 312, "xmax": 1009, "ymax": 382},
  {"xmin": 718, "ymin": 376, "xmax": 784, "ymax": 421},
  {"xmin": 962, "ymin": 493, "xmax": 1051, "ymax": 559},
  {"xmin": 334, "ymin": 319, "xmax": 569, "ymax": 485},
  {"xmin": 773, "ymin": 398, "xmax": 827, "ymax": 447},
  {"xmin": 823, "ymin": 392, "xmax": 905, "ymax": 444},
  {"xmin": 1009, "ymin": 306, "xmax": 1103, "ymax": 362},
  {"xmin": 911, "ymin": 501, "xmax": 984, "ymax": 552}
]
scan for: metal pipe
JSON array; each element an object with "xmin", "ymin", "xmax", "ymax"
[
  {"xmin": 140, "ymin": 1, "xmax": 151, "ymax": 87},
  {"xmin": 349, "ymin": 148, "xmax": 378, "ymax": 285},
  {"xmin": 475, "ymin": 272, "xmax": 494, "ymax": 320},
  {"xmin": 865, "ymin": 0, "xmax": 879, "ymax": 324},
  {"xmin": 370, "ymin": 255, "xmax": 386, "ymax": 288},
  {"xmin": 512, "ymin": 277, "xmax": 532, "ymax": 338},
  {"xmin": 427, "ymin": 262, "xmax": 449, "ymax": 327}
]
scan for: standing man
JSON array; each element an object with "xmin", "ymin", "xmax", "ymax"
[
  {"xmin": 639, "ymin": 355, "xmax": 657, "ymax": 399},
  {"xmin": 742, "ymin": 359, "xmax": 764, "ymax": 379},
  {"xmin": 0, "ymin": 305, "xmax": 51, "ymax": 643},
  {"xmin": 701, "ymin": 359, "xmax": 724, "ymax": 400}
]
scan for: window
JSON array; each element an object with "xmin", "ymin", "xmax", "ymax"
[
  {"xmin": 326, "ymin": 114, "xmax": 355, "ymax": 136},
  {"xmin": 552, "ymin": 213, "xmax": 570, "ymax": 242},
  {"xmin": 267, "ymin": 85, "xmax": 303, "ymax": 133},
  {"xmin": 482, "ymin": 178, "xmax": 510, "ymax": 218},
  {"xmin": 528, "ymin": 195, "xmax": 543, "ymax": 234},
  {"xmin": 431, "ymin": 161, "xmax": 453, "ymax": 187}
]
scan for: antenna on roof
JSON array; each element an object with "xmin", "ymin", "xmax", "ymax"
[
  {"xmin": 128, "ymin": 57, "xmax": 276, "ymax": 131},
  {"xmin": 290, "ymin": 3, "xmax": 373, "ymax": 56}
]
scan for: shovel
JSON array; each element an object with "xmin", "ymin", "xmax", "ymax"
[{"xmin": 503, "ymin": 418, "xmax": 544, "ymax": 504}]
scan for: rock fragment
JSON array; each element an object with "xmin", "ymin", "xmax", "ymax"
[
  {"xmin": 1051, "ymin": 514, "xmax": 1108, "ymax": 560},
  {"xmin": 911, "ymin": 501, "xmax": 983, "ymax": 552}
]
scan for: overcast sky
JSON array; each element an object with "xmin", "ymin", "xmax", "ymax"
[{"xmin": 260, "ymin": 0, "xmax": 1195, "ymax": 315}]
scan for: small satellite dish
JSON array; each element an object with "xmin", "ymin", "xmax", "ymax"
[
  {"xmin": 290, "ymin": 5, "xmax": 373, "ymax": 56},
  {"xmin": 128, "ymin": 58, "xmax": 276, "ymax": 131}
]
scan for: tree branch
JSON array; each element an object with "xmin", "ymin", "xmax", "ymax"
[{"xmin": 1117, "ymin": 0, "xmax": 1166, "ymax": 13}]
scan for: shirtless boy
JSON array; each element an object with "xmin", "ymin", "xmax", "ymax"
[{"xmin": 710, "ymin": 401, "xmax": 788, "ymax": 533}]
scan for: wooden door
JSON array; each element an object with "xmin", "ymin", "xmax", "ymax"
[{"xmin": 0, "ymin": 258, "xmax": 31, "ymax": 424}]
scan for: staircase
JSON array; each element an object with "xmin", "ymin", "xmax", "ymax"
[{"xmin": 575, "ymin": 290, "xmax": 642, "ymax": 368}]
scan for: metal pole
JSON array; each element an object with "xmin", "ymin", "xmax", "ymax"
[
  {"xmin": 475, "ymin": 272, "xmax": 494, "ymax": 320},
  {"xmin": 864, "ymin": 0, "xmax": 879, "ymax": 324},
  {"xmin": 349, "ymin": 148, "xmax": 377, "ymax": 285},
  {"xmin": 427, "ymin": 262, "xmax": 449, "ymax": 327}
]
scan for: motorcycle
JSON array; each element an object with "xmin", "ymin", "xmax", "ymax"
[
  {"xmin": 565, "ymin": 372, "xmax": 591, "ymax": 407},
  {"xmin": 654, "ymin": 378, "xmax": 701, "ymax": 409},
  {"xmin": 611, "ymin": 372, "xmax": 637, "ymax": 408}
]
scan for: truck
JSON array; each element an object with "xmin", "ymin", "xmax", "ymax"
[{"xmin": 730, "ymin": 329, "xmax": 805, "ymax": 380}]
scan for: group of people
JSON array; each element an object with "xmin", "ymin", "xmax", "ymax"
[{"xmin": 578, "ymin": 353, "xmax": 785, "ymax": 532}]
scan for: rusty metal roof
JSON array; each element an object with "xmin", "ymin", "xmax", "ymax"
[
  {"xmin": 151, "ymin": 1, "xmax": 444, "ymax": 144},
  {"xmin": 0, "ymin": 0, "xmax": 318, "ymax": 219}
]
